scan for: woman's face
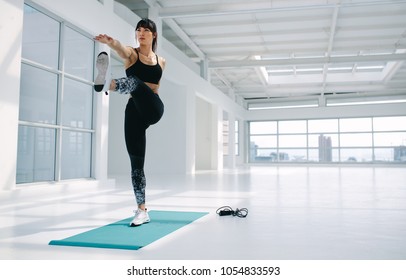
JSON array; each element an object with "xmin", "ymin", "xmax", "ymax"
[{"xmin": 136, "ymin": 27, "xmax": 155, "ymax": 46}]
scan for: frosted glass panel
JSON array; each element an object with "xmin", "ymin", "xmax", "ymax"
[
  {"xmin": 16, "ymin": 126, "xmax": 56, "ymax": 183},
  {"xmin": 340, "ymin": 148, "xmax": 373, "ymax": 162},
  {"xmin": 22, "ymin": 5, "xmax": 59, "ymax": 69},
  {"xmin": 374, "ymin": 132, "xmax": 406, "ymax": 146},
  {"xmin": 340, "ymin": 118, "xmax": 372, "ymax": 132},
  {"xmin": 279, "ymin": 120, "xmax": 307, "ymax": 133},
  {"xmin": 308, "ymin": 119, "xmax": 338, "ymax": 133},
  {"xmin": 251, "ymin": 149, "xmax": 278, "ymax": 161},
  {"xmin": 62, "ymin": 78, "xmax": 93, "ymax": 129},
  {"xmin": 250, "ymin": 121, "xmax": 277, "ymax": 134},
  {"xmin": 374, "ymin": 148, "xmax": 396, "ymax": 162},
  {"xmin": 308, "ymin": 148, "xmax": 340, "ymax": 162},
  {"xmin": 61, "ymin": 131, "xmax": 92, "ymax": 180},
  {"xmin": 64, "ymin": 27, "xmax": 94, "ymax": 80},
  {"xmin": 278, "ymin": 149, "xmax": 307, "ymax": 161},
  {"xmin": 250, "ymin": 135, "xmax": 277, "ymax": 148},
  {"xmin": 373, "ymin": 116, "xmax": 406, "ymax": 131},
  {"xmin": 340, "ymin": 133, "xmax": 372, "ymax": 147},
  {"xmin": 19, "ymin": 64, "xmax": 58, "ymax": 124},
  {"xmin": 279, "ymin": 135, "xmax": 307, "ymax": 148}
]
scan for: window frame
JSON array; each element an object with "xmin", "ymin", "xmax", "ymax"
[
  {"xmin": 249, "ymin": 116, "xmax": 406, "ymax": 164},
  {"xmin": 17, "ymin": 3, "xmax": 97, "ymax": 184}
]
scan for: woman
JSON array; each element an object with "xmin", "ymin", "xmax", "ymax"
[{"xmin": 94, "ymin": 18, "xmax": 165, "ymax": 226}]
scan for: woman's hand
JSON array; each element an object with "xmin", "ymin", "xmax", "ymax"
[
  {"xmin": 94, "ymin": 34, "xmax": 133, "ymax": 63},
  {"xmin": 94, "ymin": 34, "xmax": 114, "ymax": 45}
]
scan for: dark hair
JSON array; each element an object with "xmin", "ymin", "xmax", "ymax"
[{"xmin": 136, "ymin": 18, "xmax": 158, "ymax": 52}]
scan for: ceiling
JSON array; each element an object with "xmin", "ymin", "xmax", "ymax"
[{"xmin": 115, "ymin": 0, "xmax": 406, "ymax": 109}]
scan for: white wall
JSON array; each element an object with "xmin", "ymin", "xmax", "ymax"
[
  {"xmin": 108, "ymin": 77, "xmax": 192, "ymax": 176},
  {"xmin": 145, "ymin": 80, "xmax": 191, "ymax": 174},
  {"xmin": 194, "ymin": 101, "xmax": 224, "ymax": 171},
  {"xmin": 196, "ymin": 97, "xmax": 214, "ymax": 170},
  {"xmin": 107, "ymin": 64, "xmax": 128, "ymax": 176},
  {"xmin": 0, "ymin": 0, "xmax": 24, "ymax": 191}
]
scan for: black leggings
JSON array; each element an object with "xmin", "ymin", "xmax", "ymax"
[{"xmin": 115, "ymin": 75, "xmax": 164, "ymax": 205}]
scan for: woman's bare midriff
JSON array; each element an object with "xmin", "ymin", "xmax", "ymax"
[
  {"xmin": 145, "ymin": 82, "xmax": 159, "ymax": 94},
  {"xmin": 128, "ymin": 82, "xmax": 159, "ymax": 99}
]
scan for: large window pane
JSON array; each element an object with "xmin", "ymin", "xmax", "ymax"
[
  {"xmin": 340, "ymin": 118, "xmax": 372, "ymax": 132},
  {"xmin": 64, "ymin": 27, "xmax": 94, "ymax": 80},
  {"xmin": 309, "ymin": 148, "xmax": 339, "ymax": 162},
  {"xmin": 374, "ymin": 148, "xmax": 397, "ymax": 162},
  {"xmin": 250, "ymin": 135, "xmax": 277, "ymax": 148},
  {"xmin": 19, "ymin": 64, "xmax": 58, "ymax": 124},
  {"xmin": 308, "ymin": 134, "xmax": 338, "ymax": 147},
  {"xmin": 340, "ymin": 133, "xmax": 372, "ymax": 147},
  {"xmin": 16, "ymin": 126, "xmax": 56, "ymax": 183},
  {"xmin": 252, "ymin": 149, "xmax": 279, "ymax": 161},
  {"xmin": 248, "ymin": 116, "xmax": 406, "ymax": 164},
  {"xmin": 62, "ymin": 78, "xmax": 93, "ymax": 129},
  {"xmin": 250, "ymin": 121, "xmax": 277, "ymax": 134},
  {"xmin": 393, "ymin": 146, "xmax": 406, "ymax": 162},
  {"xmin": 373, "ymin": 116, "xmax": 406, "ymax": 131},
  {"xmin": 61, "ymin": 131, "xmax": 92, "ymax": 179},
  {"xmin": 22, "ymin": 5, "xmax": 59, "ymax": 69},
  {"xmin": 279, "ymin": 135, "xmax": 307, "ymax": 148},
  {"xmin": 308, "ymin": 119, "xmax": 338, "ymax": 133},
  {"xmin": 278, "ymin": 149, "xmax": 307, "ymax": 162},
  {"xmin": 279, "ymin": 120, "xmax": 307, "ymax": 133},
  {"xmin": 341, "ymin": 148, "xmax": 373, "ymax": 162},
  {"xmin": 374, "ymin": 132, "xmax": 406, "ymax": 146}
]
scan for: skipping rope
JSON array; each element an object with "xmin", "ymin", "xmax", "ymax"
[{"xmin": 216, "ymin": 206, "xmax": 248, "ymax": 218}]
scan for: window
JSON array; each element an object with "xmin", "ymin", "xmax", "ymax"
[
  {"xmin": 17, "ymin": 126, "xmax": 56, "ymax": 182},
  {"xmin": 249, "ymin": 116, "xmax": 406, "ymax": 163},
  {"xmin": 278, "ymin": 120, "xmax": 306, "ymax": 133},
  {"xmin": 308, "ymin": 119, "xmax": 338, "ymax": 133},
  {"xmin": 17, "ymin": 4, "xmax": 95, "ymax": 184},
  {"xmin": 249, "ymin": 121, "xmax": 278, "ymax": 162},
  {"xmin": 235, "ymin": 120, "xmax": 239, "ymax": 156},
  {"xmin": 340, "ymin": 118, "xmax": 372, "ymax": 132},
  {"xmin": 373, "ymin": 116, "xmax": 406, "ymax": 131}
]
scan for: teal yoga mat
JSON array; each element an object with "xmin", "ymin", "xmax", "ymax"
[{"xmin": 49, "ymin": 210, "xmax": 208, "ymax": 250}]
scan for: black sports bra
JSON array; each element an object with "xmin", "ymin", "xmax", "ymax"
[{"xmin": 125, "ymin": 48, "xmax": 162, "ymax": 84}]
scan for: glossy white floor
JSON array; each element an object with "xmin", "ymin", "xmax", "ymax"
[{"xmin": 1, "ymin": 165, "xmax": 406, "ymax": 260}]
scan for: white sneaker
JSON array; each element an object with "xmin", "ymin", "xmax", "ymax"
[
  {"xmin": 94, "ymin": 51, "xmax": 111, "ymax": 94},
  {"xmin": 130, "ymin": 209, "xmax": 150, "ymax": 226}
]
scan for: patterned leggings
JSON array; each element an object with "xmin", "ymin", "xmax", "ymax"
[{"xmin": 114, "ymin": 76, "xmax": 164, "ymax": 205}]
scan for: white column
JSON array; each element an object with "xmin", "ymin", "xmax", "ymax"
[
  {"xmin": 200, "ymin": 58, "xmax": 209, "ymax": 81},
  {"xmin": 228, "ymin": 113, "xmax": 236, "ymax": 169},
  {"xmin": 212, "ymin": 105, "xmax": 223, "ymax": 171},
  {"xmin": 185, "ymin": 87, "xmax": 196, "ymax": 174}
]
